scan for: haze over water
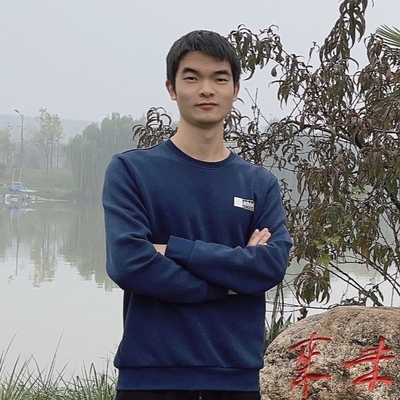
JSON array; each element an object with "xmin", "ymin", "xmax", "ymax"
[
  {"xmin": 1, "ymin": 203, "xmax": 121, "ymax": 375},
  {"xmin": 1, "ymin": 202, "xmax": 393, "ymax": 376}
]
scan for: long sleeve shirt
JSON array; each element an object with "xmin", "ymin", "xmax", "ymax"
[{"xmin": 102, "ymin": 139, "xmax": 292, "ymax": 391}]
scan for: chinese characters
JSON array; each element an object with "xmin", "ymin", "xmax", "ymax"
[
  {"xmin": 290, "ymin": 333, "xmax": 396, "ymax": 399},
  {"xmin": 344, "ymin": 336, "xmax": 395, "ymax": 392},
  {"xmin": 290, "ymin": 331, "xmax": 332, "ymax": 398}
]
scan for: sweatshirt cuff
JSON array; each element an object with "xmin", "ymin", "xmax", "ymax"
[{"xmin": 165, "ymin": 236, "xmax": 194, "ymax": 266}]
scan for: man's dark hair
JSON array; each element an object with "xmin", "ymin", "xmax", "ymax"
[{"xmin": 166, "ymin": 30, "xmax": 241, "ymax": 88}]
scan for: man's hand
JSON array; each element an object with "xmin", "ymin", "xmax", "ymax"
[
  {"xmin": 247, "ymin": 228, "xmax": 271, "ymax": 247},
  {"xmin": 155, "ymin": 230, "xmax": 271, "ymax": 295},
  {"xmin": 153, "ymin": 244, "xmax": 167, "ymax": 255},
  {"xmin": 229, "ymin": 228, "xmax": 271, "ymax": 295}
]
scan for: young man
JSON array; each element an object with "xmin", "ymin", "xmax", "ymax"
[{"xmin": 103, "ymin": 30, "xmax": 292, "ymax": 400}]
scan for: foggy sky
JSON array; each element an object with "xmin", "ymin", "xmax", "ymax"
[{"xmin": 1, "ymin": 0, "xmax": 399, "ymax": 123}]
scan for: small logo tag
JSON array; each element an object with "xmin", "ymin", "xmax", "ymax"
[{"xmin": 234, "ymin": 197, "xmax": 255, "ymax": 212}]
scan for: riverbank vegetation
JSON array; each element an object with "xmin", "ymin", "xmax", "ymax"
[
  {"xmin": 0, "ymin": 113, "xmax": 144, "ymax": 202},
  {"xmin": 0, "ymin": 349, "xmax": 116, "ymax": 400},
  {"xmin": 0, "ymin": 166, "xmax": 74, "ymax": 200}
]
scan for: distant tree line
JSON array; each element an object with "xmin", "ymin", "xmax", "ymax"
[
  {"xmin": 0, "ymin": 109, "xmax": 144, "ymax": 203},
  {"xmin": 0, "ymin": 125, "xmax": 13, "ymax": 164},
  {"xmin": 66, "ymin": 112, "xmax": 142, "ymax": 203},
  {"xmin": 0, "ymin": 108, "xmax": 64, "ymax": 170}
]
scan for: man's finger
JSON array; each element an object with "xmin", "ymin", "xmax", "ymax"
[
  {"xmin": 247, "ymin": 229, "xmax": 260, "ymax": 246},
  {"xmin": 247, "ymin": 228, "xmax": 270, "ymax": 246},
  {"xmin": 258, "ymin": 230, "xmax": 271, "ymax": 245}
]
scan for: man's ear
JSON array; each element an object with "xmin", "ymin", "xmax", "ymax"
[
  {"xmin": 233, "ymin": 83, "xmax": 240, "ymax": 102},
  {"xmin": 166, "ymin": 80, "xmax": 177, "ymax": 100}
]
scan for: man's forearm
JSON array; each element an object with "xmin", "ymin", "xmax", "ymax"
[
  {"xmin": 153, "ymin": 228, "xmax": 272, "ymax": 295},
  {"xmin": 153, "ymin": 228, "xmax": 270, "ymax": 254}
]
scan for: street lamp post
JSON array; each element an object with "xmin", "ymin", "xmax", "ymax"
[{"xmin": 14, "ymin": 109, "xmax": 24, "ymax": 168}]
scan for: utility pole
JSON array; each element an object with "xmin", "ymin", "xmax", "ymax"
[{"xmin": 14, "ymin": 109, "xmax": 24, "ymax": 168}]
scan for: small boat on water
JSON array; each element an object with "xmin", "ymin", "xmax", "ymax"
[
  {"xmin": 9, "ymin": 168, "xmax": 37, "ymax": 193},
  {"xmin": 4, "ymin": 193, "xmax": 30, "ymax": 207},
  {"xmin": 3, "ymin": 168, "xmax": 38, "ymax": 207},
  {"xmin": 9, "ymin": 182, "xmax": 37, "ymax": 193}
]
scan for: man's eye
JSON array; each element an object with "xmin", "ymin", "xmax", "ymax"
[
  {"xmin": 216, "ymin": 78, "xmax": 228, "ymax": 82},
  {"xmin": 184, "ymin": 76, "xmax": 196, "ymax": 81}
]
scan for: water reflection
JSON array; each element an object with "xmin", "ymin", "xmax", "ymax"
[
  {"xmin": 1, "ymin": 201, "xmax": 396, "ymax": 375},
  {"xmin": 2, "ymin": 200, "xmax": 396, "ymax": 305},
  {"xmin": 1, "ymin": 202, "xmax": 114, "ymax": 290},
  {"xmin": 1, "ymin": 202, "xmax": 121, "ymax": 376},
  {"xmin": 1, "ymin": 201, "xmax": 395, "ymax": 300},
  {"xmin": 61, "ymin": 206, "xmax": 114, "ymax": 290}
]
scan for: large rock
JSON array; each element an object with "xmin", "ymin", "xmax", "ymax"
[{"xmin": 261, "ymin": 306, "xmax": 400, "ymax": 399}]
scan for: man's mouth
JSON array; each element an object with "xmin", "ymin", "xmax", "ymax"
[{"xmin": 197, "ymin": 103, "xmax": 217, "ymax": 109}]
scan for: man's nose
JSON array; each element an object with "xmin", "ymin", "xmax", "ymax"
[{"xmin": 199, "ymin": 80, "xmax": 215, "ymax": 97}]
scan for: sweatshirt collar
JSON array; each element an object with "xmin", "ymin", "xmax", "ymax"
[{"xmin": 164, "ymin": 139, "xmax": 236, "ymax": 169}]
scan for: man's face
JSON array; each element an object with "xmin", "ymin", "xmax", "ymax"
[{"xmin": 166, "ymin": 51, "xmax": 240, "ymax": 129}]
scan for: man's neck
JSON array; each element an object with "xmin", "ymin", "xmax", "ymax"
[{"xmin": 171, "ymin": 121, "xmax": 230, "ymax": 162}]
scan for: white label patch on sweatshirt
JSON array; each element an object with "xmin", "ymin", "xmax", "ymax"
[{"xmin": 233, "ymin": 197, "xmax": 255, "ymax": 212}]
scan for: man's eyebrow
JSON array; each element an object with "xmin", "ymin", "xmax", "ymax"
[
  {"xmin": 180, "ymin": 67, "xmax": 232, "ymax": 76},
  {"xmin": 181, "ymin": 67, "xmax": 198, "ymax": 75},
  {"xmin": 214, "ymin": 69, "xmax": 232, "ymax": 76}
]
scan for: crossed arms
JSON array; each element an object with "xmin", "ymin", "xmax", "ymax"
[
  {"xmin": 154, "ymin": 228, "xmax": 271, "ymax": 296},
  {"xmin": 103, "ymin": 155, "xmax": 292, "ymax": 304},
  {"xmin": 153, "ymin": 228, "xmax": 271, "ymax": 255}
]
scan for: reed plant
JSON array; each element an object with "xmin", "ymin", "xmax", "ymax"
[{"xmin": 0, "ymin": 344, "xmax": 116, "ymax": 400}]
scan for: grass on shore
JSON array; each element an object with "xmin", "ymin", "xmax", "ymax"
[
  {"xmin": 0, "ymin": 166, "xmax": 76, "ymax": 200},
  {"xmin": 0, "ymin": 344, "xmax": 116, "ymax": 400}
]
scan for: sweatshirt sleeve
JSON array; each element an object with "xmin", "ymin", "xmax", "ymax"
[
  {"xmin": 165, "ymin": 172, "xmax": 292, "ymax": 295},
  {"xmin": 102, "ymin": 154, "xmax": 228, "ymax": 303}
]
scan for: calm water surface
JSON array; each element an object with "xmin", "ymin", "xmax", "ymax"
[
  {"xmin": 0, "ymin": 202, "xmax": 393, "ymax": 376},
  {"xmin": 1, "ymin": 203, "xmax": 122, "ymax": 375}
]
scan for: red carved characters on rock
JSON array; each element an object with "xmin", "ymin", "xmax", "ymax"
[
  {"xmin": 290, "ymin": 331, "xmax": 332, "ymax": 399},
  {"xmin": 344, "ymin": 336, "xmax": 396, "ymax": 392}
]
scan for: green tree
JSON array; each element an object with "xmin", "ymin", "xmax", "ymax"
[
  {"xmin": 66, "ymin": 113, "xmax": 142, "ymax": 204},
  {"xmin": 0, "ymin": 126, "xmax": 13, "ymax": 164},
  {"xmin": 34, "ymin": 108, "xmax": 64, "ymax": 173},
  {"xmin": 134, "ymin": 0, "xmax": 400, "ymax": 327}
]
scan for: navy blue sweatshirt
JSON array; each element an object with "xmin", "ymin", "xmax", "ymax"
[{"xmin": 102, "ymin": 140, "xmax": 292, "ymax": 391}]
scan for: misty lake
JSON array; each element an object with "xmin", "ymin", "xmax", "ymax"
[
  {"xmin": 0, "ymin": 202, "xmax": 121, "ymax": 376},
  {"xmin": 0, "ymin": 202, "xmax": 394, "ymax": 376}
]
